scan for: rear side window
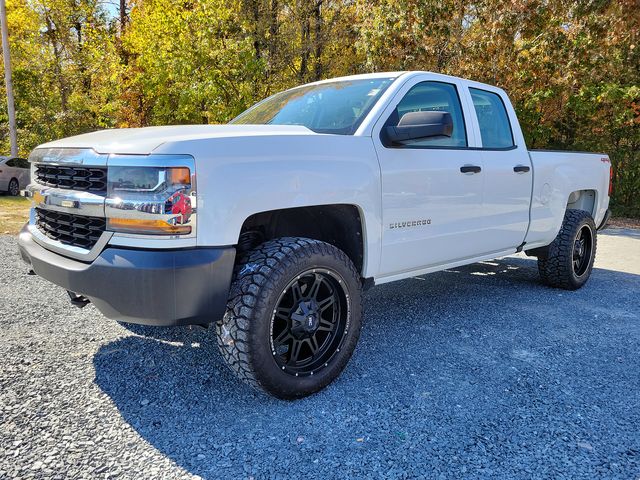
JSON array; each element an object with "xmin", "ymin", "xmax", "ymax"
[
  {"xmin": 6, "ymin": 159, "xmax": 16, "ymax": 167},
  {"xmin": 470, "ymin": 88, "xmax": 514, "ymax": 149},
  {"xmin": 385, "ymin": 81, "xmax": 467, "ymax": 147}
]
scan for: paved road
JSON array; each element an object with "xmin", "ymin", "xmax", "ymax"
[{"xmin": 1, "ymin": 231, "xmax": 639, "ymax": 479}]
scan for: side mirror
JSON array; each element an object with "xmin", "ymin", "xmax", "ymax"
[{"xmin": 385, "ymin": 111, "xmax": 453, "ymax": 145}]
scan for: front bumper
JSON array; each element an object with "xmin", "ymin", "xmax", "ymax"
[{"xmin": 18, "ymin": 226, "xmax": 236, "ymax": 326}]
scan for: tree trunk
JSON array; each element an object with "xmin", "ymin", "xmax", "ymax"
[
  {"xmin": 45, "ymin": 17, "xmax": 68, "ymax": 113},
  {"xmin": 120, "ymin": 0, "xmax": 127, "ymax": 32},
  {"xmin": 0, "ymin": 0, "xmax": 17, "ymax": 155},
  {"xmin": 267, "ymin": 0, "xmax": 278, "ymax": 79},
  {"xmin": 299, "ymin": 1, "xmax": 310, "ymax": 82},
  {"xmin": 313, "ymin": 1, "xmax": 323, "ymax": 81},
  {"xmin": 250, "ymin": 0, "xmax": 261, "ymax": 61}
]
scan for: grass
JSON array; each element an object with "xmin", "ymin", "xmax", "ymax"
[{"xmin": 0, "ymin": 196, "xmax": 30, "ymax": 235}]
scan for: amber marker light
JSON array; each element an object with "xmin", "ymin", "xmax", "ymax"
[
  {"xmin": 107, "ymin": 218, "xmax": 191, "ymax": 235},
  {"xmin": 167, "ymin": 167, "xmax": 191, "ymax": 186}
]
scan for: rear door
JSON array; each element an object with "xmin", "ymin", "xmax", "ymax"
[
  {"xmin": 372, "ymin": 76, "xmax": 486, "ymax": 277},
  {"xmin": 463, "ymin": 85, "xmax": 532, "ymax": 251}
]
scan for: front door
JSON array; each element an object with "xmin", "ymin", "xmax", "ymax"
[{"xmin": 373, "ymin": 78, "xmax": 485, "ymax": 278}]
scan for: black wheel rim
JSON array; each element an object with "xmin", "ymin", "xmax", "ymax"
[
  {"xmin": 573, "ymin": 225, "xmax": 593, "ymax": 277},
  {"xmin": 9, "ymin": 180, "xmax": 18, "ymax": 196},
  {"xmin": 270, "ymin": 268, "xmax": 350, "ymax": 376}
]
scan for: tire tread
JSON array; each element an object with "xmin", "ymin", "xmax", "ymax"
[
  {"xmin": 537, "ymin": 209, "xmax": 597, "ymax": 290},
  {"xmin": 216, "ymin": 237, "xmax": 361, "ymax": 397}
]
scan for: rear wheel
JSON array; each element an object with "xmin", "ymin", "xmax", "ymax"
[
  {"xmin": 216, "ymin": 237, "xmax": 362, "ymax": 399},
  {"xmin": 7, "ymin": 178, "xmax": 19, "ymax": 196},
  {"xmin": 537, "ymin": 209, "xmax": 597, "ymax": 290}
]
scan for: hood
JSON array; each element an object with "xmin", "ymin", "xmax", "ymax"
[{"xmin": 37, "ymin": 125, "xmax": 315, "ymax": 155}]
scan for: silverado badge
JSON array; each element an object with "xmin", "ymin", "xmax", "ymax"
[{"xmin": 389, "ymin": 219, "xmax": 431, "ymax": 229}]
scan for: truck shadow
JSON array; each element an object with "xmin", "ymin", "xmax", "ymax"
[{"xmin": 93, "ymin": 256, "xmax": 640, "ymax": 479}]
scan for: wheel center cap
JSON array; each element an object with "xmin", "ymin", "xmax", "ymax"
[
  {"xmin": 306, "ymin": 314, "xmax": 317, "ymax": 329},
  {"xmin": 291, "ymin": 300, "xmax": 320, "ymax": 337}
]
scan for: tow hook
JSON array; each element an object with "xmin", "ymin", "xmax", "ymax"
[{"xmin": 67, "ymin": 291, "xmax": 90, "ymax": 309}]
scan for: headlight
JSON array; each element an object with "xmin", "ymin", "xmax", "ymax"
[{"xmin": 106, "ymin": 165, "xmax": 195, "ymax": 236}]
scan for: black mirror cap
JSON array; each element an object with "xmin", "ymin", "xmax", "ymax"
[{"xmin": 384, "ymin": 111, "xmax": 453, "ymax": 146}]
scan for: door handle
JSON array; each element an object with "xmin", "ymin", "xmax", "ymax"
[
  {"xmin": 513, "ymin": 165, "xmax": 530, "ymax": 173},
  {"xmin": 460, "ymin": 165, "xmax": 481, "ymax": 174}
]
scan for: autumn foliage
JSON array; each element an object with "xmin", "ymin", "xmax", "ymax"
[{"xmin": 1, "ymin": 0, "xmax": 638, "ymax": 215}]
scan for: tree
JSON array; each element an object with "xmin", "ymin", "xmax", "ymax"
[{"xmin": 0, "ymin": 0, "xmax": 637, "ymax": 215}]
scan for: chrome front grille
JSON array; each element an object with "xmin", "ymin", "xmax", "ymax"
[
  {"xmin": 35, "ymin": 208, "xmax": 106, "ymax": 250},
  {"xmin": 27, "ymin": 149, "xmax": 197, "ymax": 259},
  {"xmin": 35, "ymin": 164, "xmax": 108, "ymax": 193}
]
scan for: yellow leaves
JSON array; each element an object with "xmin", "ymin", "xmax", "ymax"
[{"xmin": 6, "ymin": 0, "xmax": 39, "ymax": 41}]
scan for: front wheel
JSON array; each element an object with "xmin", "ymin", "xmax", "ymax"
[
  {"xmin": 216, "ymin": 237, "xmax": 362, "ymax": 399},
  {"xmin": 537, "ymin": 209, "xmax": 597, "ymax": 290}
]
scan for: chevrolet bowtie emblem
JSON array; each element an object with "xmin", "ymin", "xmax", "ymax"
[{"xmin": 60, "ymin": 200, "xmax": 79, "ymax": 208}]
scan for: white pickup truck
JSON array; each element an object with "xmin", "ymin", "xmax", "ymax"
[{"xmin": 18, "ymin": 71, "xmax": 612, "ymax": 399}]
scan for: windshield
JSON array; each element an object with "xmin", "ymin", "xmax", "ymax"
[{"xmin": 230, "ymin": 77, "xmax": 396, "ymax": 135}]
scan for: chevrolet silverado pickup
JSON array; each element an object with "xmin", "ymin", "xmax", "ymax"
[{"xmin": 18, "ymin": 71, "xmax": 612, "ymax": 399}]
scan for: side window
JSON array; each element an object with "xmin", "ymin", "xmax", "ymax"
[
  {"xmin": 17, "ymin": 158, "xmax": 30, "ymax": 169},
  {"xmin": 6, "ymin": 159, "xmax": 16, "ymax": 167},
  {"xmin": 384, "ymin": 81, "xmax": 467, "ymax": 147},
  {"xmin": 469, "ymin": 88, "xmax": 514, "ymax": 149}
]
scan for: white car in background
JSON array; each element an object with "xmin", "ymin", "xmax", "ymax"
[{"xmin": 0, "ymin": 156, "xmax": 30, "ymax": 196}]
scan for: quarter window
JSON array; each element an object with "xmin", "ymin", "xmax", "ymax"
[
  {"xmin": 384, "ymin": 81, "xmax": 467, "ymax": 148},
  {"xmin": 469, "ymin": 88, "xmax": 514, "ymax": 149}
]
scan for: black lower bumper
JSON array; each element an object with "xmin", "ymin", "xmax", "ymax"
[{"xmin": 18, "ymin": 228, "xmax": 236, "ymax": 326}]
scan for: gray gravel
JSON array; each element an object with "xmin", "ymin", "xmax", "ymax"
[{"xmin": 1, "ymin": 232, "xmax": 639, "ymax": 479}]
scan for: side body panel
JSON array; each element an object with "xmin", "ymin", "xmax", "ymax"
[
  {"xmin": 525, "ymin": 151, "xmax": 611, "ymax": 249},
  {"xmin": 154, "ymin": 135, "xmax": 383, "ymax": 278}
]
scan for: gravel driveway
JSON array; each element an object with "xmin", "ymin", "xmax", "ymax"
[{"xmin": 1, "ymin": 230, "xmax": 639, "ymax": 479}]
